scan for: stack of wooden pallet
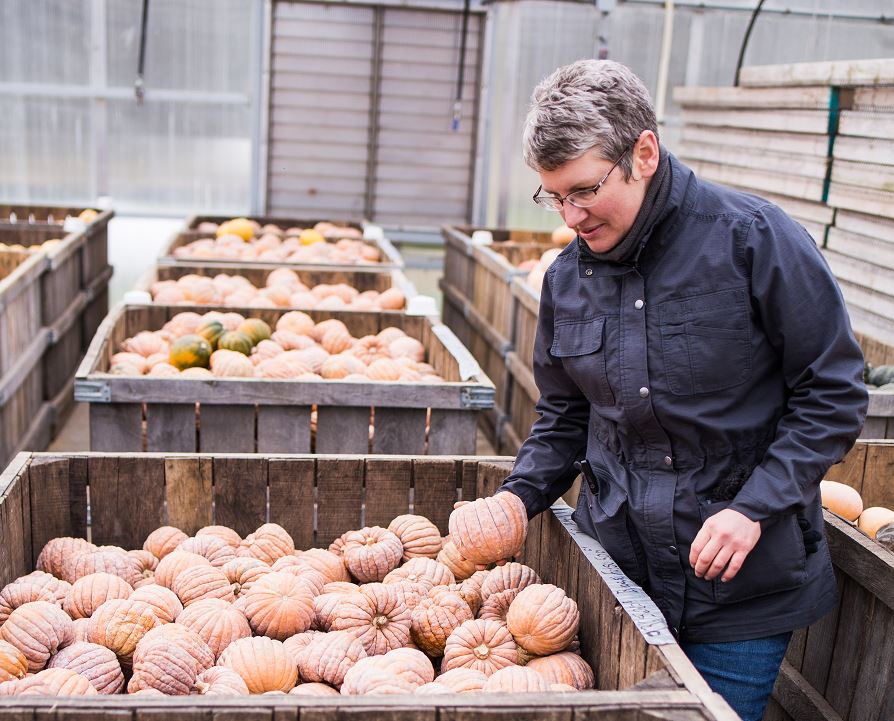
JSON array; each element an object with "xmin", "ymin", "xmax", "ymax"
[{"xmin": 674, "ymin": 83, "xmax": 834, "ymax": 244}]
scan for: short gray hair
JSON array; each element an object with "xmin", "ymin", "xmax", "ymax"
[{"xmin": 522, "ymin": 59, "xmax": 658, "ymax": 178}]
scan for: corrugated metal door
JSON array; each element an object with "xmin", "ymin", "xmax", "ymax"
[{"xmin": 267, "ymin": 1, "xmax": 482, "ymax": 225}]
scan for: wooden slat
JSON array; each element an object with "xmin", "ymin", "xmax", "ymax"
[
  {"xmin": 739, "ymin": 58, "xmax": 894, "ymax": 88},
  {"xmin": 823, "ymin": 577, "xmax": 874, "ymax": 719},
  {"xmin": 88, "ymin": 456, "xmax": 165, "ymax": 548},
  {"xmin": 0, "ymin": 456, "xmax": 31, "ymax": 585},
  {"xmin": 164, "ymin": 457, "xmax": 213, "ymax": 534},
  {"xmin": 256, "ymin": 406, "xmax": 311, "ymax": 454},
  {"xmin": 316, "ymin": 406, "xmax": 370, "ymax": 454},
  {"xmin": 674, "ymin": 84, "xmax": 833, "ymax": 109},
  {"xmin": 212, "ymin": 457, "xmax": 268, "ymax": 538},
  {"xmin": 827, "ymin": 183, "xmax": 894, "ymax": 221},
  {"xmin": 89, "ymin": 403, "xmax": 144, "ymax": 451},
  {"xmin": 460, "ymin": 459, "xmax": 479, "ymax": 503},
  {"xmin": 372, "ymin": 407, "xmax": 426, "ymax": 455},
  {"xmin": 67, "ymin": 455, "xmax": 89, "ymax": 539},
  {"xmin": 680, "ymin": 107, "xmax": 829, "ymax": 134},
  {"xmin": 200, "ymin": 405, "xmax": 256, "ymax": 453},
  {"xmin": 268, "ymin": 458, "xmax": 315, "ymax": 549},
  {"xmin": 845, "ymin": 596, "xmax": 894, "ymax": 721},
  {"xmin": 146, "ymin": 404, "xmax": 197, "ymax": 452},
  {"xmin": 785, "ymin": 627, "xmax": 808, "ymax": 672},
  {"xmin": 364, "ymin": 457, "xmax": 412, "ymax": 528},
  {"xmin": 773, "ymin": 660, "xmax": 843, "ymax": 721},
  {"xmin": 861, "ymin": 443, "xmax": 894, "ymax": 509},
  {"xmin": 428, "ymin": 409, "xmax": 478, "ymax": 455},
  {"xmin": 412, "ymin": 458, "xmax": 458, "ymax": 535},
  {"xmin": 315, "ymin": 457, "xmax": 364, "ymax": 546},
  {"xmin": 27, "ymin": 457, "xmax": 72, "ymax": 559},
  {"xmin": 825, "ymin": 511, "xmax": 894, "ymax": 612}
]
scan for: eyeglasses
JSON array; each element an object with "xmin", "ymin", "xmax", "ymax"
[{"xmin": 532, "ymin": 144, "xmax": 633, "ymax": 211}]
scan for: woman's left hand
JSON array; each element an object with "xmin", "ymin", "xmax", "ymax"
[{"xmin": 689, "ymin": 509, "xmax": 761, "ymax": 582}]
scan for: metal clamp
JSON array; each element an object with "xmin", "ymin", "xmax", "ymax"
[
  {"xmin": 74, "ymin": 380, "xmax": 111, "ymax": 403},
  {"xmin": 461, "ymin": 386, "xmax": 495, "ymax": 410}
]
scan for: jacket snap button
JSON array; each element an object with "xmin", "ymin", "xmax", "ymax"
[
  {"xmin": 585, "ymin": 268, "xmax": 593, "ymax": 276},
  {"xmin": 634, "ymin": 299, "xmax": 644, "ymax": 309},
  {"xmin": 664, "ymin": 456, "xmax": 673, "ymax": 467},
  {"xmin": 668, "ymin": 545, "xmax": 678, "ymax": 555},
  {"xmin": 639, "ymin": 387, "xmax": 649, "ymax": 398}
]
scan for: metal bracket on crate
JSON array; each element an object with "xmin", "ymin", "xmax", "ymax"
[
  {"xmin": 461, "ymin": 386, "xmax": 495, "ymax": 410},
  {"xmin": 74, "ymin": 380, "xmax": 111, "ymax": 403}
]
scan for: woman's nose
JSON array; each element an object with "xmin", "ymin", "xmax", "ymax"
[{"xmin": 561, "ymin": 202, "xmax": 587, "ymax": 228}]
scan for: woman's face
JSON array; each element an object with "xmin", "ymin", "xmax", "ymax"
[{"xmin": 537, "ymin": 136, "xmax": 657, "ymax": 254}]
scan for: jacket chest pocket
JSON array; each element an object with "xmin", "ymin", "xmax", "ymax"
[
  {"xmin": 658, "ymin": 289, "xmax": 752, "ymax": 396},
  {"xmin": 551, "ymin": 317, "xmax": 615, "ymax": 406}
]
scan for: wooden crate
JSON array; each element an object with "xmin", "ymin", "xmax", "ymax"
[
  {"xmin": 768, "ymin": 439, "xmax": 894, "ymax": 721},
  {"xmin": 0, "ymin": 251, "xmax": 52, "ymax": 469},
  {"xmin": 135, "ymin": 262, "xmax": 418, "ymax": 305},
  {"xmin": 159, "ymin": 214, "xmax": 404, "ymax": 270},
  {"xmin": 0, "ymin": 451, "xmax": 737, "ymax": 720},
  {"xmin": 75, "ymin": 304, "xmax": 495, "ymax": 455}
]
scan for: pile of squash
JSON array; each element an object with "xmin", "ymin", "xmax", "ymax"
[
  {"xmin": 0, "ymin": 494, "xmax": 593, "ymax": 697},
  {"xmin": 0, "ymin": 238, "xmax": 62, "ymax": 254},
  {"xmin": 108, "ymin": 310, "xmax": 444, "ymax": 383},
  {"xmin": 149, "ymin": 269, "xmax": 405, "ymax": 311},
  {"xmin": 863, "ymin": 364, "xmax": 894, "ymax": 391},
  {"xmin": 820, "ymin": 480, "xmax": 894, "ymax": 550},
  {"xmin": 173, "ymin": 218, "xmax": 382, "ymax": 265}
]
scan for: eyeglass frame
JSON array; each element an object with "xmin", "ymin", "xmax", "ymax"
[{"xmin": 531, "ymin": 142, "xmax": 635, "ymax": 211}]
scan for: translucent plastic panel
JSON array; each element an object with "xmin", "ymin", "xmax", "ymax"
[
  {"xmin": 0, "ymin": 0, "xmax": 91, "ymax": 84},
  {"xmin": 0, "ymin": 96, "xmax": 94, "ymax": 203},
  {"xmin": 106, "ymin": 0, "xmax": 257, "ymax": 94},
  {"xmin": 105, "ymin": 98, "xmax": 252, "ymax": 214}
]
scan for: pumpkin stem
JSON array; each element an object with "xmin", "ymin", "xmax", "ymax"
[
  {"xmin": 372, "ymin": 614, "xmax": 389, "ymax": 629},
  {"xmin": 473, "ymin": 643, "xmax": 491, "ymax": 660},
  {"xmin": 194, "ymin": 681, "xmax": 210, "ymax": 695}
]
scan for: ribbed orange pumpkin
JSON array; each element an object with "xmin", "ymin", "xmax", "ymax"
[
  {"xmin": 154, "ymin": 550, "xmax": 212, "ymax": 589},
  {"xmin": 73, "ymin": 550, "xmax": 143, "ymax": 587},
  {"xmin": 194, "ymin": 666, "xmax": 250, "ymax": 695},
  {"xmin": 437, "ymin": 539, "xmax": 478, "ymax": 581},
  {"xmin": 297, "ymin": 548, "xmax": 350, "ymax": 583},
  {"xmin": 128, "ymin": 584, "xmax": 183, "ymax": 623},
  {"xmin": 295, "ymin": 631, "xmax": 367, "ymax": 687},
  {"xmin": 331, "ymin": 583, "xmax": 411, "ymax": 655},
  {"xmin": 36, "ymin": 537, "xmax": 96, "ymax": 582},
  {"xmin": 222, "ymin": 557, "xmax": 271, "ymax": 596},
  {"xmin": 442, "ymin": 619, "xmax": 518, "ymax": 676},
  {"xmin": 388, "ymin": 515, "xmax": 443, "ymax": 560},
  {"xmin": 289, "ymin": 682, "xmax": 340, "ymax": 696},
  {"xmin": 411, "ymin": 590, "xmax": 474, "ymax": 657},
  {"xmin": 0, "ymin": 640, "xmax": 27, "ymax": 683},
  {"xmin": 389, "ymin": 582, "xmax": 425, "ymax": 612},
  {"xmin": 320, "ymin": 353, "xmax": 366, "ymax": 379},
  {"xmin": 218, "ymin": 636, "xmax": 298, "ymax": 693},
  {"xmin": 313, "ymin": 592, "xmax": 346, "ymax": 631},
  {"xmin": 240, "ymin": 572, "xmax": 315, "ymax": 640},
  {"xmin": 415, "ymin": 681, "xmax": 453, "ymax": 695},
  {"xmin": 351, "ymin": 335, "xmax": 391, "ymax": 364},
  {"xmin": 276, "ymin": 310, "xmax": 315, "ymax": 336},
  {"xmin": 0, "ymin": 581, "xmax": 62, "ymax": 624},
  {"xmin": 0, "ymin": 601, "xmax": 74, "ymax": 672},
  {"xmin": 196, "ymin": 525, "xmax": 242, "ymax": 549},
  {"xmin": 340, "ymin": 667, "xmax": 416, "ymax": 696},
  {"xmin": 435, "ymin": 667, "xmax": 488, "ymax": 693},
  {"xmin": 342, "ymin": 526, "xmax": 403, "ymax": 583},
  {"xmin": 179, "ymin": 535, "xmax": 238, "ymax": 567},
  {"xmin": 480, "ymin": 563, "xmax": 540, "ymax": 601},
  {"xmin": 127, "ymin": 550, "xmax": 159, "ymax": 575},
  {"xmin": 64, "ymin": 572, "xmax": 134, "ymax": 619},
  {"xmin": 506, "ymin": 584, "xmax": 579, "ymax": 656},
  {"xmin": 321, "ymin": 327, "xmax": 354, "ymax": 355},
  {"xmin": 478, "ymin": 588, "xmax": 520, "ymax": 623},
  {"xmin": 6, "ymin": 668, "xmax": 98, "ymax": 696},
  {"xmin": 482, "ymin": 665, "xmax": 550, "ymax": 693},
  {"xmin": 366, "ymin": 358, "xmax": 402, "ymax": 381},
  {"xmin": 282, "ymin": 630, "xmax": 323, "ymax": 664},
  {"xmin": 238, "ymin": 523, "xmax": 295, "ymax": 564},
  {"xmin": 71, "ymin": 617, "xmax": 92, "ymax": 643},
  {"xmin": 176, "ymin": 598, "xmax": 251, "ymax": 660},
  {"xmin": 384, "ymin": 557, "xmax": 455, "ymax": 589},
  {"xmin": 15, "ymin": 572, "xmax": 71, "ymax": 604},
  {"xmin": 448, "ymin": 492, "xmax": 528, "ymax": 566},
  {"xmin": 127, "ymin": 640, "xmax": 203, "ymax": 695},
  {"xmin": 341, "ymin": 648, "xmax": 434, "ymax": 694},
  {"xmin": 135, "ymin": 623, "xmax": 215, "ymax": 673},
  {"xmin": 172, "ymin": 564, "xmax": 236, "ymax": 606},
  {"xmin": 526, "ymin": 651, "xmax": 594, "ymax": 690},
  {"xmin": 86, "ymin": 598, "xmax": 160, "ymax": 664},
  {"xmin": 48, "ymin": 642, "xmax": 124, "ymax": 694},
  {"xmin": 143, "ymin": 526, "xmax": 189, "ymax": 560},
  {"xmin": 323, "ymin": 581, "xmax": 358, "ymax": 594}
]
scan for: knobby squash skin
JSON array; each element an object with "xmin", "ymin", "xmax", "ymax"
[
  {"xmin": 169, "ymin": 335, "xmax": 212, "ymax": 370},
  {"xmin": 217, "ymin": 331, "xmax": 254, "ymax": 356}
]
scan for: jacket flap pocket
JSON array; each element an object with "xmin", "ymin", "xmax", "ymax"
[{"xmin": 551, "ymin": 317, "xmax": 605, "ymax": 358}]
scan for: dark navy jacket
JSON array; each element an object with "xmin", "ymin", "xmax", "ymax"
[{"xmin": 500, "ymin": 154, "xmax": 868, "ymax": 643}]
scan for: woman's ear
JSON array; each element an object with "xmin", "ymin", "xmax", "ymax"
[{"xmin": 633, "ymin": 130, "xmax": 660, "ymax": 181}]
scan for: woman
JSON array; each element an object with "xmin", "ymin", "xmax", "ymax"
[{"xmin": 494, "ymin": 59, "xmax": 867, "ymax": 720}]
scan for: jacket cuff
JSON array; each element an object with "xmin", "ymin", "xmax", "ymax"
[
  {"xmin": 727, "ymin": 490, "xmax": 773, "ymax": 524},
  {"xmin": 495, "ymin": 484, "xmax": 543, "ymax": 520}
]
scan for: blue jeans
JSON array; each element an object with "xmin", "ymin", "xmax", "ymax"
[{"xmin": 682, "ymin": 632, "xmax": 792, "ymax": 721}]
